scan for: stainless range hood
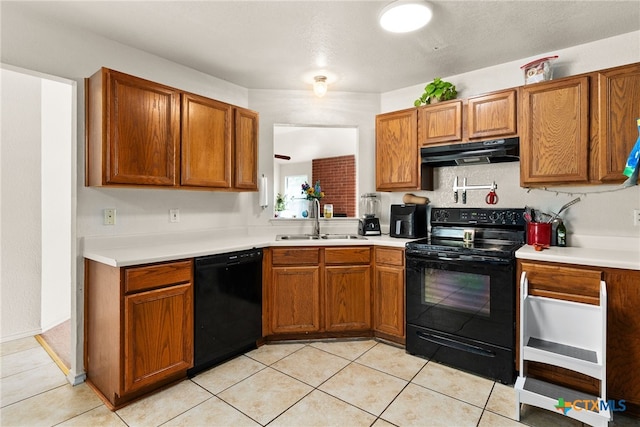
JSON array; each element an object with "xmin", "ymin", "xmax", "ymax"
[
  {"xmin": 421, "ymin": 137, "xmax": 520, "ymax": 167},
  {"xmin": 420, "ymin": 137, "xmax": 519, "ymax": 190}
]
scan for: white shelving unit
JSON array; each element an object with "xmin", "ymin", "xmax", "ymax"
[{"xmin": 515, "ymin": 271, "xmax": 610, "ymax": 427}]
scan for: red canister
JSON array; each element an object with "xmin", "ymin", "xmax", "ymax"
[{"xmin": 527, "ymin": 222, "xmax": 551, "ymax": 246}]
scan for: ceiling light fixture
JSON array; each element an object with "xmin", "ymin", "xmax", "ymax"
[
  {"xmin": 313, "ymin": 75, "xmax": 328, "ymax": 97},
  {"xmin": 379, "ymin": 0, "xmax": 433, "ymax": 33}
]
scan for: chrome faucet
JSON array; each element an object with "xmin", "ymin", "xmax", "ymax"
[{"xmin": 312, "ymin": 198, "xmax": 321, "ymax": 237}]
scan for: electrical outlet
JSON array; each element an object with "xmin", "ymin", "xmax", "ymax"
[
  {"xmin": 634, "ymin": 209, "xmax": 640, "ymax": 226},
  {"xmin": 104, "ymin": 208, "xmax": 116, "ymax": 225},
  {"xmin": 169, "ymin": 209, "xmax": 180, "ymax": 223}
]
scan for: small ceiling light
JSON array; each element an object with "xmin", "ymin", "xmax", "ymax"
[
  {"xmin": 379, "ymin": 0, "xmax": 433, "ymax": 33},
  {"xmin": 313, "ymin": 75, "xmax": 328, "ymax": 97}
]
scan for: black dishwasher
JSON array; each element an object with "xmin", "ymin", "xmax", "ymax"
[{"xmin": 189, "ymin": 248, "xmax": 263, "ymax": 376}]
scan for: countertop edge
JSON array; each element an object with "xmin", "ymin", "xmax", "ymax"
[
  {"xmin": 85, "ymin": 232, "xmax": 640, "ymax": 271},
  {"xmin": 516, "ymin": 245, "xmax": 640, "ymax": 271},
  {"xmin": 83, "ymin": 234, "xmax": 412, "ymax": 267}
]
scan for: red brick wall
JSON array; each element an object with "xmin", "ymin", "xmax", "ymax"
[{"xmin": 312, "ymin": 155, "xmax": 356, "ymax": 217}]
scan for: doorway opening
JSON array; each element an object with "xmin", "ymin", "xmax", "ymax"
[{"xmin": 0, "ymin": 65, "xmax": 77, "ymax": 379}]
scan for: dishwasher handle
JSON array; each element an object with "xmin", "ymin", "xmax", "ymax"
[{"xmin": 195, "ymin": 248, "xmax": 263, "ymax": 268}]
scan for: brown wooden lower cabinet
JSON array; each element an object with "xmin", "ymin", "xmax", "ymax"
[
  {"xmin": 325, "ymin": 247, "xmax": 372, "ymax": 332},
  {"xmin": 85, "ymin": 259, "xmax": 193, "ymax": 409},
  {"xmin": 517, "ymin": 259, "xmax": 640, "ymax": 417},
  {"xmin": 270, "ymin": 266, "xmax": 321, "ymax": 334},
  {"xmin": 264, "ymin": 246, "xmax": 405, "ymax": 343},
  {"xmin": 373, "ymin": 247, "xmax": 405, "ymax": 343}
]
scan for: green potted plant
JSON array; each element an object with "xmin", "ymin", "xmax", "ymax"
[
  {"xmin": 275, "ymin": 193, "xmax": 286, "ymax": 214},
  {"xmin": 414, "ymin": 78, "xmax": 458, "ymax": 106}
]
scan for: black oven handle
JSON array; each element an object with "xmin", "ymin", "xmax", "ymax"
[
  {"xmin": 433, "ymin": 255, "xmax": 459, "ymax": 261},
  {"xmin": 416, "ymin": 331, "xmax": 496, "ymax": 358},
  {"xmin": 406, "ymin": 252, "xmax": 511, "ymax": 264}
]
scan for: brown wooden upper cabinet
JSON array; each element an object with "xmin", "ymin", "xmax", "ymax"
[
  {"xmin": 181, "ymin": 93, "xmax": 232, "ymax": 188},
  {"xmin": 417, "ymin": 89, "xmax": 517, "ymax": 146},
  {"xmin": 466, "ymin": 89, "xmax": 517, "ymax": 140},
  {"xmin": 87, "ymin": 68, "xmax": 181, "ymax": 186},
  {"xmin": 233, "ymin": 108, "xmax": 260, "ymax": 190},
  {"xmin": 595, "ymin": 63, "xmax": 640, "ymax": 183},
  {"xmin": 520, "ymin": 76, "xmax": 590, "ymax": 186},
  {"xmin": 376, "ymin": 89, "xmax": 516, "ymax": 191},
  {"xmin": 87, "ymin": 68, "xmax": 258, "ymax": 190},
  {"xmin": 376, "ymin": 108, "xmax": 420, "ymax": 191},
  {"xmin": 520, "ymin": 62, "xmax": 640, "ymax": 187},
  {"xmin": 418, "ymin": 100, "xmax": 463, "ymax": 145}
]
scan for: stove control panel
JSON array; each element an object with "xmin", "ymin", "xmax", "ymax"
[{"xmin": 431, "ymin": 208, "xmax": 525, "ymax": 226}]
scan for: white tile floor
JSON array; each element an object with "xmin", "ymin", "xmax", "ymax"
[{"xmin": 1, "ymin": 337, "xmax": 638, "ymax": 426}]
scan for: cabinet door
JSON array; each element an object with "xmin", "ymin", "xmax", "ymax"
[
  {"xmin": 102, "ymin": 69, "xmax": 180, "ymax": 186},
  {"xmin": 604, "ymin": 268, "xmax": 640, "ymax": 413},
  {"xmin": 596, "ymin": 63, "xmax": 640, "ymax": 183},
  {"xmin": 270, "ymin": 266, "xmax": 321, "ymax": 334},
  {"xmin": 373, "ymin": 264, "xmax": 405, "ymax": 338},
  {"xmin": 234, "ymin": 108, "xmax": 259, "ymax": 190},
  {"xmin": 376, "ymin": 109, "xmax": 419, "ymax": 191},
  {"xmin": 325, "ymin": 265, "xmax": 371, "ymax": 332},
  {"xmin": 181, "ymin": 93, "xmax": 232, "ymax": 188},
  {"xmin": 520, "ymin": 76, "xmax": 590, "ymax": 186},
  {"xmin": 418, "ymin": 100, "xmax": 463, "ymax": 145},
  {"xmin": 467, "ymin": 89, "xmax": 517, "ymax": 139},
  {"xmin": 123, "ymin": 282, "xmax": 193, "ymax": 395}
]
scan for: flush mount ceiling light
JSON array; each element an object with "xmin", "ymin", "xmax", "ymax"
[
  {"xmin": 313, "ymin": 75, "xmax": 328, "ymax": 97},
  {"xmin": 379, "ymin": 0, "xmax": 433, "ymax": 33}
]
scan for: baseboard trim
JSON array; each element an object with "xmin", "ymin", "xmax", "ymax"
[{"xmin": 1, "ymin": 328, "xmax": 42, "ymax": 343}]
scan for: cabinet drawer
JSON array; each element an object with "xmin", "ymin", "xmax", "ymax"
[
  {"xmin": 519, "ymin": 261, "xmax": 602, "ymax": 305},
  {"xmin": 325, "ymin": 247, "xmax": 371, "ymax": 265},
  {"xmin": 124, "ymin": 260, "xmax": 193, "ymax": 294},
  {"xmin": 272, "ymin": 248, "xmax": 320, "ymax": 265},
  {"xmin": 375, "ymin": 247, "xmax": 404, "ymax": 267}
]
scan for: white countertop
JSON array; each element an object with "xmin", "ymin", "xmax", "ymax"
[
  {"xmin": 85, "ymin": 228, "xmax": 640, "ymax": 271},
  {"xmin": 83, "ymin": 229, "xmax": 414, "ymax": 267},
  {"xmin": 516, "ymin": 236, "xmax": 640, "ymax": 270}
]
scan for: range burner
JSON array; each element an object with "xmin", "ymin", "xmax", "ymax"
[{"xmin": 406, "ymin": 207, "xmax": 526, "ymax": 259}]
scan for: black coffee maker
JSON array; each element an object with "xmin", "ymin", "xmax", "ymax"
[{"xmin": 358, "ymin": 193, "xmax": 381, "ymax": 236}]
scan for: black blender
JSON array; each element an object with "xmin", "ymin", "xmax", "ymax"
[{"xmin": 358, "ymin": 193, "xmax": 382, "ymax": 236}]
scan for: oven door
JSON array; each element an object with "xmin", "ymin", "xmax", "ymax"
[{"xmin": 406, "ymin": 253, "xmax": 515, "ymax": 349}]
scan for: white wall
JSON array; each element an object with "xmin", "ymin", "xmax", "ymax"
[
  {"xmin": 380, "ymin": 31, "xmax": 640, "ymax": 241},
  {"xmin": 0, "ymin": 7, "xmax": 253, "ymax": 381},
  {"xmin": 381, "ymin": 32, "xmax": 640, "ymax": 113},
  {"xmin": 1, "ymin": 69, "xmax": 42, "ymax": 340},
  {"xmin": 41, "ymin": 78, "xmax": 72, "ymax": 331},
  {"xmin": 1, "ymin": 4, "xmax": 252, "ymax": 241},
  {"xmin": 1, "ymin": 68, "xmax": 74, "ymax": 338}
]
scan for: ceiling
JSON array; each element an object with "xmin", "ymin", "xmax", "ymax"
[
  {"xmin": 5, "ymin": 1, "xmax": 640, "ymax": 93},
  {"xmin": 274, "ymin": 125, "xmax": 357, "ymax": 163}
]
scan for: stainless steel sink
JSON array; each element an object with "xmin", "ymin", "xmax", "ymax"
[
  {"xmin": 322, "ymin": 234, "xmax": 367, "ymax": 240},
  {"xmin": 276, "ymin": 234, "xmax": 321, "ymax": 240},
  {"xmin": 275, "ymin": 234, "xmax": 366, "ymax": 241}
]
